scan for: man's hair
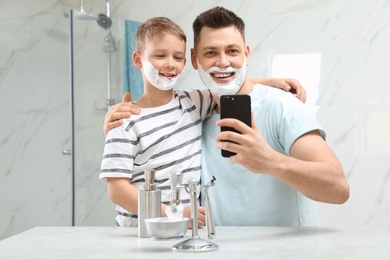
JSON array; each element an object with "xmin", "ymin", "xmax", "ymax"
[
  {"xmin": 135, "ymin": 17, "xmax": 187, "ymax": 53},
  {"xmin": 192, "ymin": 6, "xmax": 245, "ymax": 49}
]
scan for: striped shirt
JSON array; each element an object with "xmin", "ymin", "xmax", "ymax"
[{"xmin": 100, "ymin": 89, "xmax": 215, "ymax": 226}]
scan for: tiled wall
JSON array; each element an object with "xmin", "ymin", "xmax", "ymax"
[{"xmin": 1, "ymin": 0, "xmax": 389, "ymax": 239}]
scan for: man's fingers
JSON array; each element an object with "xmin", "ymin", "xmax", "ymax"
[
  {"xmin": 122, "ymin": 92, "xmax": 132, "ymax": 103},
  {"xmin": 107, "ymin": 112, "xmax": 132, "ymax": 122},
  {"xmin": 103, "ymin": 120, "xmax": 123, "ymax": 136},
  {"xmin": 216, "ymin": 118, "xmax": 252, "ymax": 136}
]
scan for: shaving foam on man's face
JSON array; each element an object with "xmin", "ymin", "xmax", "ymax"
[
  {"xmin": 142, "ymin": 60, "xmax": 183, "ymax": 91},
  {"xmin": 197, "ymin": 57, "xmax": 247, "ymax": 97}
]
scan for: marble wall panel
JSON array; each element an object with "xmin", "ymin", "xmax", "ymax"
[{"xmin": 1, "ymin": 0, "xmax": 389, "ymax": 239}]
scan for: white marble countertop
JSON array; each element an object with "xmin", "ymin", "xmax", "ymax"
[{"xmin": 0, "ymin": 226, "xmax": 389, "ymax": 259}]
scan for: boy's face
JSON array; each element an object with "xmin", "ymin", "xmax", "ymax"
[
  {"xmin": 191, "ymin": 25, "xmax": 249, "ymax": 86},
  {"xmin": 139, "ymin": 33, "xmax": 186, "ymax": 80}
]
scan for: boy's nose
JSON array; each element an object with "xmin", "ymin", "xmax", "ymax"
[{"xmin": 165, "ymin": 57, "xmax": 176, "ymax": 69}]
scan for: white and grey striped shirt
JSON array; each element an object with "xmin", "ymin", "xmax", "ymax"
[{"xmin": 100, "ymin": 89, "xmax": 215, "ymax": 226}]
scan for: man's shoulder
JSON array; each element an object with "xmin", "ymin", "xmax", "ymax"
[
  {"xmin": 252, "ymin": 84, "xmax": 298, "ymax": 104},
  {"xmin": 253, "ymin": 83, "xmax": 293, "ymax": 96}
]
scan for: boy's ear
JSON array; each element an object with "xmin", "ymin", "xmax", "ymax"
[{"xmin": 132, "ymin": 52, "xmax": 143, "ymax": 68}]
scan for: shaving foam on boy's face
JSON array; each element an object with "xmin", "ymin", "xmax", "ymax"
[{"xmin": 142, "ymin": 60, "xmax": 184, "ymax": 91}]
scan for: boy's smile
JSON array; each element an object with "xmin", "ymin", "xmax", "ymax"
[{"xmin": 159, "ymin": 72, "xmax": 177, "ymax": 80}]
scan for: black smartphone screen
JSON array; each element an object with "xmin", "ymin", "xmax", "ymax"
[{"xmin": 220, "ymin": 94, "xmax": 251, "ymax": 157}]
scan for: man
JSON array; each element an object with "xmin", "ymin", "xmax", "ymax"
[
  {"xmin": 191, "ymin": 6, "xmax": 349, "ymax": 226},
  {"xmin": 104, "ymin": 7, "xmax": 349, "ymax": 226}
]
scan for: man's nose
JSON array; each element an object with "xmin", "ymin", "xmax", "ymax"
[{"xmin": 215, "ymin": 54, "xmax": 230, "ymax": 68}]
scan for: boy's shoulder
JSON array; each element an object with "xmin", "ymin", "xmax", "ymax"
[
  {"xmin": 174, "ymin": 89, "xmax": 213, "ymax": 106},
  {"xmin": 174, "ymin": 88, "xmax": 211, "ymax": 96}
]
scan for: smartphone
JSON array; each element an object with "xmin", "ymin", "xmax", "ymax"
[{"xmin": 220, "ymin": 94, "xmax": 251, "ymax": 157}]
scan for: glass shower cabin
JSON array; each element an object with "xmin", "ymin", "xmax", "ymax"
[
  {"xmin": 0, "ymin": 8, "xmax": 123, "ymax": 239},
  {"xmin": 67, "ymin": 9, "xmax": 123, "ymax": 226}
]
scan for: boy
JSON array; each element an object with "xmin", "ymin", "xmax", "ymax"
[{"xmin": 99, "ymin": 17, "xmax": 214, "ymax": 227}]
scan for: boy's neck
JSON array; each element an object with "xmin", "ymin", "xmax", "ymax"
[{"xmin": 135, "ymin": 86, "xmax": 174, "ymax": 108}]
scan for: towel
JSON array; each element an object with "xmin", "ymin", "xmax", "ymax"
[{"xmin": 123, "ymin": 20, "xmax": 143, "ymax": 101}]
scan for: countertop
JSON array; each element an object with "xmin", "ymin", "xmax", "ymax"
[{"xmin": 0, "ymin": 226, "xmax": 389, "ymax": 259}]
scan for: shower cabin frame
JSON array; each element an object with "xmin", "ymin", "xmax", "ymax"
[
  {"xmin": 69, "ymin": 9, "xmax": 76, "ymax": 226},
  {"xmin": 67, "ymin": 6, "xmax": 119, "ymax": 225}
]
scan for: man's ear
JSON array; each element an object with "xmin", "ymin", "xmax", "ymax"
[
  {"xmin": 245, "ymin": 45, "xmax": 250, "ymax": 66},
  {"xmin": 190, "ymin": 48, "xmax": 198, "ymax": 70},
  {"xmin": 132, "ymin": 51, "xmax": 143, "ymax": 68}
]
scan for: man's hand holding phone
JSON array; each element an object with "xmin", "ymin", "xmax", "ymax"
[
  {"xmin": 216, "ymin": 112, "xmax": 278, "ymax": 174},
  {"xmin": 219, "ymin": 95, "xmax": 252, "ymax": 157}
]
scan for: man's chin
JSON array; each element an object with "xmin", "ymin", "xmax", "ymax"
[{"xmin": 211, "ymin": 79, "xmax": 234, "ymax": 85}]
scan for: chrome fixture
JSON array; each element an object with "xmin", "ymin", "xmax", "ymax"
[{"xmin": 172, "ymin": 177, "xmax": 218, "ymax": 252}]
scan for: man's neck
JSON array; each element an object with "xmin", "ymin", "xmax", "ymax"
[
  {"xmin": 237, "ymin": 78, "xmax": 254, "ymax": 95},
  {"xmin": 213, "ymin": 79, "xmax": 254, "ymax": 114}
]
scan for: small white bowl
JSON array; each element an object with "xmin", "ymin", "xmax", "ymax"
[{"xmin": 145, "ymin": 217, "xmax": 189, "ymax": 239}]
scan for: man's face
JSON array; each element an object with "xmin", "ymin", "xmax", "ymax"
[{"xmin": 191, "ymin": 25, "xmax": 249, "ymax": 85}]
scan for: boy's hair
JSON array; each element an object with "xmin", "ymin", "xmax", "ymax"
[
  {"xmin": 192, "ymin": 6, "xmax": 245, "ymax": 50},
  {"xmin": 135, "ymin": 17, "xmax": 187, "ymax": 54}
]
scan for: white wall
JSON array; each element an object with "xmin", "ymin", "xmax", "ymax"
[{"xmin": 1, "ymin": 0, "xmax": 389, "ymax": 238}]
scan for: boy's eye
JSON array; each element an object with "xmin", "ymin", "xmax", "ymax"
[{"xmin": 175, "ymin": 56, "xmax": 184, "ymax": 61}]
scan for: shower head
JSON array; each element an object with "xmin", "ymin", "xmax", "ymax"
[
  {"xmin": 63, "ymin": 10, "xmax": 98, "ymax": 21},
  {"xmin": 74, "ymin": 10, "xmax": 98, "ymax": 20},
  {"xmin": 97, "ymin": 14, "xmax": 112, "ymax": 29},
  {"xmin": 63, "ymin": 0, "xmax": 98, "ymax": 20},
  {"xmin": 98, "ymin": 13, "xmax": 116, "ymax": 51}
]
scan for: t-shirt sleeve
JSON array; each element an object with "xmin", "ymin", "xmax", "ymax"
[
  {"xmin": 196, "ymin": 89, "xmax": 216, "ymax": 121},
  {"xmin": 271, "ymin": 93, "xmax": 326, "ymax": 155},
  {"xmin": 99, "ymin": 121, "xmax": 135, "ymax": 183}
]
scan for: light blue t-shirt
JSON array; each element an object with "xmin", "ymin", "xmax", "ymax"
[{"xmin": 201, "ymin": 84, "xmax": 325, "ymax": 226}]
